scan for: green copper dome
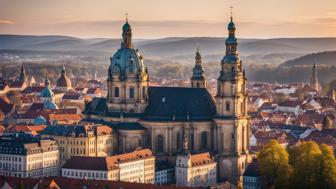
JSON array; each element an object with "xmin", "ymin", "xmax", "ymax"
[
  {"xmin": 123, "ymin": 22, "xmax": 131, "ymax": 32},
  {"xmin": 110, "ymin": 48, "xmax": 145, "ymax": 79},
  {"xmin": 44, "ymin": 101, "xmax": 58, "ymax": 109},
  {"xmin": 41, "ymin": 77, "xmax": 54, "ymax": 98},
  {"xmin": 41, "ymin": 87, "xmax": 54, "ymax": 98},
  {"xmin": 228, "ymin": 17, "xmax": 236, "ymax": 30},
  {"xmin": 109, "ymin": 19, "xmax": 147, "ymax": 80}
]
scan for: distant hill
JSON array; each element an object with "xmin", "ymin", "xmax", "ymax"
[
  {"xmin": 0, "ymin": 35, "xmax": 81, "ymax": 49},
  {"xmin": 280, "ymin": 51, "xmax": 336, "ymax": 67},
  {"xmin": 1, "ymin": 35, "xmax": 336, "ymax": 59}
]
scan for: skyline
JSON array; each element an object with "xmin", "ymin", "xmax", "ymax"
[{"xmin": 0, "ymin": 0, "xmax": 336, "ymax": 38}]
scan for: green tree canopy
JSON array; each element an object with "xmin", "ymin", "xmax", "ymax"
[
  {"xmin": 289, "ymin": 141, "xmax": 322, "ymax": 189},
  {"xmin": 319, "ymin": 144, "xmax": 336, "ymax": 189},
  {"xmin": 258, "ymin": 140, "xmax": 292, "ymax": 189}
]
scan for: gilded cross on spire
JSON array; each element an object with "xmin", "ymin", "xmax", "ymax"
[{"xmin": 125, "ymin": 13, "xmax": 128, "ymax": 22}]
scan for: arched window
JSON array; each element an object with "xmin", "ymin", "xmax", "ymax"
[
  {"xmin": 129, "ymin": 87, "xmax": 134, "ymax": 99},
  {"xmin": 157, "ymin": 135, "xmax": 164, "ymax": 153},
  {"xmin": 129, "ymin": 60, "xmax": 134, "ymax": 73},
  {"xmin": 231, "ymin": 66, "xmax": 235, "ymax": 73},
  {"xmin": 114, "ymin": 87, "xmax": 119, "ymax": 97},
  {"xmin": 201, "ymin": 132, "xmax": 208, "ymax": 149},
  {"xmin": 242, "ymin": 127, "xmax": 245, "ymax": 151},
  {"xmin": 176, "ymin": 133, "xmax": 181, "ymax": 151},
  {"xmin": 197, "ymin": 82, "xmax": 200, "ymax": 88},
  {"xmin": 225, "ymin": 101, "xmax": 230, "ymax": 111},
  {"xmin": 142, "ymin": 86, "xmax": 146, "ymax": 98},
  {"xmin": 240, "ymin": 102, "xmax": 244, "ymax": 114}
]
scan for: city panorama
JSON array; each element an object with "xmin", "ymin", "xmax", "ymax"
[{"xmin": 0, "ymin": 1, "xmax": 336, "ymax": 189}]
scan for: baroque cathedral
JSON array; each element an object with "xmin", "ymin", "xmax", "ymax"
[{"xmin": 84, "ymin": 16, "xmax": 251, "ymax": 182}]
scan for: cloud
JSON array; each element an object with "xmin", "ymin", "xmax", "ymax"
[
  {"xmin": 0, "ymin": 18, "xmax": 335, "ymax": 38},
  {"xmin": 0, "ymin": 19, "xmax": 15, "ymax": 25},
  {"xmin": 313, "ymin": 17, "xmax": 336, "ymax": 24}
]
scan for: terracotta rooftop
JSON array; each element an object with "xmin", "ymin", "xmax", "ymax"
[
  {"xmin": 189, "ymin": 152, "xmax": 215, "ymax": 167},
  {"xmin": 62, "ymin": 149, "xmax": 154, "ymax": 171},
  {"xmin": 6, "ymin": 124, "xmax": 47, "ymax": 135},
  {"xmin": 0, "ymin": 176, "xmax": 192, "ymax": 189}
]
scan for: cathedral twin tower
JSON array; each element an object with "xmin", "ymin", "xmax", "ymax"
[{"xmin": 85, "ymin": 15, "xmax": 250, "ymax": 183}]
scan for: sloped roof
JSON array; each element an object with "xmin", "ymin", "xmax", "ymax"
[
  {"xmin": 0, "ymin": 97, "xmax": 14, "ymax": 115},
  {"xmin": 84, "ymin": 87, "xmax": 217, "ymax": 121},
  {"xmin": 62, "ymin": 149, "xmax": 154, "ymax": 171},
  {"xmin": 62, "ymin": 156, "xmax": 109, "ymax": 171},
  {"xmin": 189, "ymin": 152, "xmax": 215, "ymax": 166},
  {"xmin": 83, "ymin": 97, "xmax": 107, "ymax": 115},
  {"xmin": 28, "ymin": 103, "xmax": 46, "ymax": 112},
  {"xmin": 144, "ymin": 87, "xmax": 216, "ymax": 121},
  {"xmin": 0, "ymin": 176, "xmax": 192, "ymax": 189}
]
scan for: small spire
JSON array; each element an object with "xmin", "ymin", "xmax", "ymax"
[
  {"xmin": 125, "ymin": 13, "xmax": 128, "ymax": 23},
  {"xmin": 230, "ymin": 6, "xmax": 234, "ymax": 21},
  {"xmin": 61, "ymin": 65, "xmax": 66, "ymax": 76},
  {"xmin": 45, "ymin": 75, "xmax": 50, "ymax": 87}
]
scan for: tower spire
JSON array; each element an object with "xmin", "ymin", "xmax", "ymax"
[
  {"xmin": 191, "ymin": 46, "xmax": 207, "ymax": 88},
  {"xmin": 230, "ymin": 6, "xmax": 233, "ymax": 21},
  {"xmin": 61, "ymin": 65, "xmax": 66, "ymax": 76},
  {"xmin": 19, "ymin": 64, "xmax": 26, "ymax": 82},
  {"xmin": 45, "ymin": 75, "xmax": 50, "ymax": 87},
  {"xmin": 121, "ymin": 14, "xmax": 132, "ymax": 48},
  {"xmin": 310, "ymin": 59, "xmax": 319, "ymax": 91}
]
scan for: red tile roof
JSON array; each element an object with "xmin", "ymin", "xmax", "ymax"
[
  {"xmin": 63, "ymin": 149, "xmax": 154, "ymax": 171},
  {"xmin": 6, "ymin": 124, "xmax": 47, "ymax": 135},
  {"xmin": 0, "ymin": 176, "xmax": 192, "ymax": 189},
  {"xmin": 190, "ymin": 152, "xmax": 215, "ymax": 166}
]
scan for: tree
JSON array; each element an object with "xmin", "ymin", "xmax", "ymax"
[
  {"xmin": 289, "ymin": 141, "xmax": 323, "ymax": 189},
  {"xmin": 258, "ymin": 140, "xmax": 292, "ymax": 189},
  {"xmin": 294, "ymin": 88, "xmax": 308, "ymax": 100},
  {"xmin": 319, "ymin": 144, "xmax": 336, "ymax": 189},
  {"xmin": 273, "ymin": 93, "xmax": 288, "ymax": 103},
  {"xmin": 6, "ymin": 90, "xmax": 22, "ymax": 106}
]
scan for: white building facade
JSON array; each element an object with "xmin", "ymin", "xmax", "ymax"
[
  {"xmin": 61, "ymin": 149, "xmax": 155, "ymax": 183},
  {"xmin": 0, "ymin": 138, "xmax": 60, "ymax": 178},
  {"xmin": 175, "ymin": 152, "xmax": 217, "ymax": 187}
]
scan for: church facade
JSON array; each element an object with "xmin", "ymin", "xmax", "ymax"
[{"xmin": 84, "ymin": 16, "xmax": 251, "ymax": 183}]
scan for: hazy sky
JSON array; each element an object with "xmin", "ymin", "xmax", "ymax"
[{"xmin": 0, "ymin": 0, "xmax": 335, "ymax": 38}]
